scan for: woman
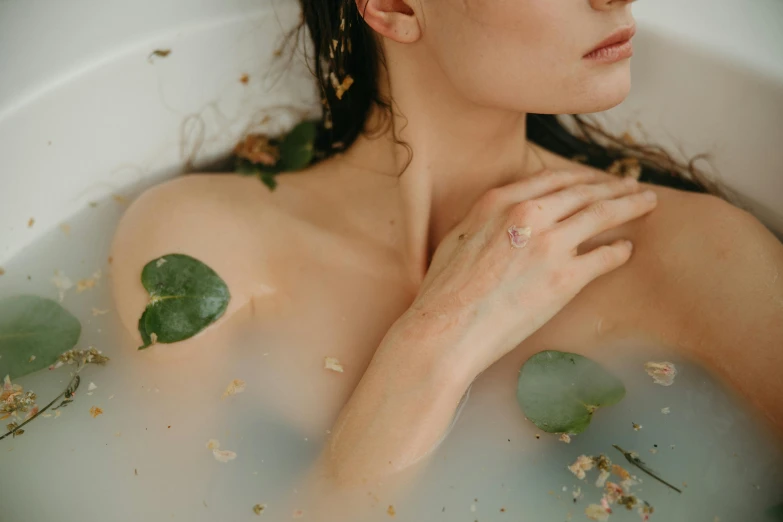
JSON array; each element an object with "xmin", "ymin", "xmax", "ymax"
[{"xmin": 111, "ymin": 0, "xmax": 783, "ymax": 492}]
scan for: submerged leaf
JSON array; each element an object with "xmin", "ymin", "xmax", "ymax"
[
  {"xmin": 516, "ymin": 350, "xmax": 625, "ymax": 434},
  {"xmin": 137, "ymin": 254, "xmax": 230, "ymax": 350},
  {"xmin": 0, "ymin": 295, "xmax": 81, "ymax": 379}
]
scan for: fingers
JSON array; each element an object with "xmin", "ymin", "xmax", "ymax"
[
  {"xmin": 536, "ymin": 177, "xmax": 642, "ymax": 222},
  {"xmin": 556, "ymin": 189, "xmax": 658, "ymax": 244},
  {"xmin": 576, "ymin": 239, "xmax": 635, "ymax": 282},
  {"xmin": 492, "ymin": 170, "xmax": 598, "ymax": 206}
]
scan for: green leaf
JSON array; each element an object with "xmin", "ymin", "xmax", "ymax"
[
  {"xmin": 0, "ymin": 295, "xmax": 81, "ymax": 379},
  {"xmin": 516, "ymin": 350, "xmax": 625, "ymax": 434},
  {"xmin": 279, "ymin": 121, "xmax": 317, "ymax": 171},
  {"xmin": 137, "ymin": 254, "xmax": 230, "ymax": 350}
]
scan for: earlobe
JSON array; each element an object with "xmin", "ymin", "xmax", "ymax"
[{"xmin": 356, "ymin": 0, "xmax": 422, "ymax": 44}]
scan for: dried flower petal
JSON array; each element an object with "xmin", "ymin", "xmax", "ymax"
[
  {"xmin": 52, "ymin": 270, "xmax": 73, "ymax": 301},
  {"xmin": 612, "ymin": 464, "xmax": 631, "ymax": 481},
  {"xmin": 88, "ymin": 382, "xmax": 98, "ymax": 391},
  {"xmin": 660, "ymin": 407, "xmax": 670, "ymax": 414},
  {"xmin": 329, "ymin": 72, "xmax": 354, "ymax": 100},
  {"xmin": 559, "ymin": 433, "xmax": 571, "ymax": 444},
  {"xmin": 89, "ymin": 406, "xmax": 103, "ymax": 418},
  {"xmin": 324, "ymin": 357, "xmax": 344, "ymax": 373},
  {"xmin": 387, "ymin": 504, "xmax": 396, "ymax": 516},
  {"xmin": 585, "ymin": 503, "xmax": 611, "ymax": 521},
  {"xmin": 213, "ymin": 449, "xmax": 237, "ymax": 463},
  {"xmin": 607, "ymin": 157, "xmax": 642, "ymax": 180},
  {"xmin": 221, "ymin": 379, "xmax": 247, "ymax": 399},
  {"xmin": 568, "ymin": 455, "xmax": 595, "ymax": 480},
  {"xmin": 234, "ymin": 134, "xmax": 280, "ymax": 166},
  {"xmin": 595, "ymin": 469, "xmax": 611, "ymax": 488},
  {"xmin": 253, "ymin": 503, "xmax": 266, "ymax": 515},
  {"xmin": 644, "ymin": 361, "xmax": 677, "ymax": 386},
  {"xmin": 206, "ymin": 438, "xmax": 220, "ymax": 450}
]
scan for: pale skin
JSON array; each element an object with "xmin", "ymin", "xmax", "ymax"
[{"xmin": 111, "ymin": 0, "xmax": 783, "ymax": 497}]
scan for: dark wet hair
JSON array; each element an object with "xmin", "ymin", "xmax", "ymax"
[{"xmin": 296, "ymin": 0, "xmax": 713, "ymax": 194}]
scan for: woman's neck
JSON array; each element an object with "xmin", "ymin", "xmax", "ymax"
[{"xmin": 339, "ymin": 52, "xmax": 544, "ymax": 283}]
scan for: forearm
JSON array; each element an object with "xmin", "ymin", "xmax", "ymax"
[{"xmin": 323, "ymin": 317, "xmax": 474, "ymax": 486}]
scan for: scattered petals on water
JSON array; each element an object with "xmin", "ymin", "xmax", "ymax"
[
  {"xmin": 213, "ymin": 449, "xmax": 237, "ymax": 463},
  {"xmin": 88, "ymin": 382, "xmax": 98, "ymax": 391},
  {"xmin": 91, "ymin": 308, "xmax": 110, "ymax": 316},
  {"xmin": 568, "ymin": 455, "xmax": 595, "ymax": 480},
  {"xmin": 559, "ymin": 433, "xmax": 571, "ymax": 444},
  {"xmin": 644, "ymin": 361, "xmax": 677, "ymax": 386},
  {"xmin": 324, "ymin": 356, "xmax": 344, "ymax": 373},
  {"xmin": 221, "ymin": 378, "xmax": 247, "ymax": 400},
  {"xmin": 52, "ymin": 270, "xmax": 73, "ymax": 301},
  {"xmin": 595, "ymin": 470, "xmax": 611, "ymax": 488},
  {"xmin": 632, "ymin": 422, "xmax": 642, "ymax": 431},
  {"xmin": 207, "ymin": 438, "xmax": 236, "ymax": 462},
  {"xmin": 292, "ymin": 509, "xmax": 304, "ymax": 518},
  {"xmin": 611, "ymin": 464, "xmax": 631, "ymax": 481},
  {"xmin": 76, "ymin": 270, "xmax": 101, "ymax": 293},
  {"xmin": 661, "ymin": 407, "xmax": 671, "ymax": 414},
  {"xmin": 253, "ymin": 503, "xmax": 266, "ymax": 515},
  {"xmin": 604, "ymin": 482, "xmax": 624, "ymax": 504},
  {"xmin": 387, "ymin": 504, "xmax": 396, "ymax": 517},
  {"xmin": 89, "ymin": 406, "xmax": 103, "ymax": 418},
  {"xmin": 585, "ymin": 503, "xmax": 611, "ymax": 521}
]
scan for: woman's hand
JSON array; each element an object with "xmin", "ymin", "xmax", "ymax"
[
  {"xmin": 397, "ymin": 169, "xmax": 658, "ymax": 379},
  {"xmin": 326, "ymin": 169, "xmax": 657, "ymax": 484}
]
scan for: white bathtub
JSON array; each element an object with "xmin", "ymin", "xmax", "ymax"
[{"xmin": 1, "ymin": 3, "xmax": 783, "ymax": 521}]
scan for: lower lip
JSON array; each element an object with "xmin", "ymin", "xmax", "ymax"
[{"xmin": 584, "ymin": 39, "xmax": 633, "ymax": 63}]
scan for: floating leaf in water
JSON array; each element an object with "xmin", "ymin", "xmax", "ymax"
[
  {"xmin": 516, "ymin": 350, "xmax": 625, "ymax": 434},
  {"xmin": 137, "ymin": 254, "xmax": 230, "ymax": 350},
  {"xmin": 0, "ymin": 295, "xmax": 81, "ymax": 379},
  {"xmin": 279, "ymin": 121, "xmax": 317, "ymax": 172}
]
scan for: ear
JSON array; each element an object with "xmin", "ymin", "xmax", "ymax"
[{"xmin": 356, "ymin": 0, "xmax": 422, "ymax": 44}]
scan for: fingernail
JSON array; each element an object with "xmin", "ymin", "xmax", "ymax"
[
  {"xmin": 643, "ymin": 190, "xmax": 657, "ymax": 201},
  {"xmin": 624, "ymin": 240, "xmax": 634, "ymax": 252}
]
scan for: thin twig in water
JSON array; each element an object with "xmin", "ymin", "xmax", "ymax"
[
  {"xmin": 613, "ymin": 444, "xmax": 682, "ymax": 494},
  {"xmin": 0, "ymin": 375, "xmax": 80, "ymax": 441}
]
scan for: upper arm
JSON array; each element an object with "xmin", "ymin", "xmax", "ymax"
[
  {"xmin": 110, "ymin": 174, "xmax": 281, "ymax": 343},
  {"xmin": 655, "ymin": 193, "xmax": 783, "ymax": 429}
]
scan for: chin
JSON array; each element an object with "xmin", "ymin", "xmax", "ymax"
[{"xmin": 577, "ymin": 63, "xmax": 633, "ymax": 113}]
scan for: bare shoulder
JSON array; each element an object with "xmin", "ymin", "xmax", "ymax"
[
  {"xmin": 521, "ymin": 156, "xmax": 783, "ymax": 354},
  {"xmin": 109, "ymin": 172, "xmax": 325, "ymax": 339}
]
